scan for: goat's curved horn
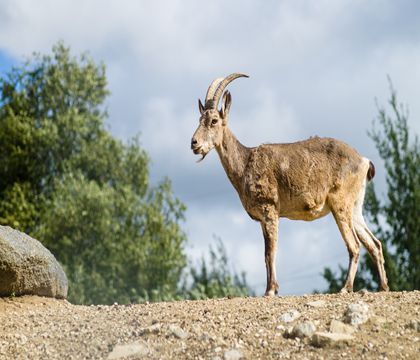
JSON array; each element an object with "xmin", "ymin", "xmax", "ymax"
[
  {"xmin": 211, "ymin": 73, "xmax": 249, "ymax": 109},
  {"xmin": 205, "ymin": 77, "xmax": 224, "ymax": 108}
]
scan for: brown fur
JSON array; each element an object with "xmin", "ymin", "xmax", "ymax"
[{"xmin": 191, "ymin": 75, "xmax": 389, "ymax": 296}]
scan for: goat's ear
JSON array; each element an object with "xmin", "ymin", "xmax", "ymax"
[
  {"xmin": 220, "ymin": 90, "xmax": 232, "ymax": 121},
  {"xmin": 198, "ymin": 99, "xmax": 205, "ymax": 115}
]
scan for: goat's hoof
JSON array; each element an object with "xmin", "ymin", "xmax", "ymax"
[
  {"xmin": 380, "ymin": 284, "xmax": 390, "ymax": 292},
  {"xmin": 264, "ymin": 289, "xmax": 277, "ymax": 297},
  {"xmin": 339, "ymin": 287, "xmax": 352, "ymax": 294}
]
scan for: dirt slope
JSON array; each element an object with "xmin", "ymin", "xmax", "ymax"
[{"xmin": 1, "ymin": 291, "xmax": 419, "ymax": 359}]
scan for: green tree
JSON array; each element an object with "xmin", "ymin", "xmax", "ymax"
[
  {"xmin": 182, "ymin": 237, "xmax": 253, "ymax": 299},
  {"xmin": 0, "ymin": 42, "xmax": 110, "ymax": 231},
  {"xmin": 0, "ymin": 43, "xmax": 187, "ymax": 304},
  {"xmin": 322, "ymin": 83, "xmax": 420, "ymax": 292}
]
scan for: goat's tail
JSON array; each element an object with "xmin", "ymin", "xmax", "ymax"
[{"xmin": 367, "ymin": 160, "xmax": 375, "ymax": 182}]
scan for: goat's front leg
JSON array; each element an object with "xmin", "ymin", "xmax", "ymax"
[{"xmin": 261, "ymin": 216, "xmax": 279, "ymax": 296}]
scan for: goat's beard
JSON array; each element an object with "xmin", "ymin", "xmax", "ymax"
[
  {"xmin": 196, "ymin": 152, "xmax": 208, "ymax": 163},
  {"xmin": 193, "ymin": 143, "xmax": 212, "ymax": 163}
]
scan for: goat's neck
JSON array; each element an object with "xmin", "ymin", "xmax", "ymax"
[{"xmin": 216, "ymin": 127, "xmax": 250, "ymax": 191}]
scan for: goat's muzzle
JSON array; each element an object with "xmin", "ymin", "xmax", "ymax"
[
  {"xmin": 191, "ymin": 138, "xmax": 202, "ymax": 154},
  {"xmin": 191, "ymin": 138, "xmax": 207, "ymax": 162}
]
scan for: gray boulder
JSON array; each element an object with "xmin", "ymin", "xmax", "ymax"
[{"xmin": 0, "ymin": 226, "xmax": 68, "ymax": 298}]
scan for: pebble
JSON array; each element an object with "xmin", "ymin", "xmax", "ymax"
[
  {"xmin": 168, "ymin": 324, "xmax": 189, "ymax": 339},
  {"xmin": 306, "ymin": 300, "xmax": 326, "ymax": 308},
  {"xmin": 107, "ymin": 341, "xmax": 149, "ymax": 359},
  {"xmin": 369, "ymin": 315, "xmax": 387, "ymax": 326},
  {"xmin": 261, "ymin": 339, "xmax": 268, "ymax": 347},
  {"xmin": 358, "ymin": 288, "xmax": 369, "ymax": 295},
  {"xmin": 224, "ymin": 349, "xmax": 243, "ymax": 360},
  {"xmin": 344, "ymin": 302, "xmax": 371, "ymax": 326},
  {"xmin": 329, "ymin": 319, "xmax": 355, "ymax": 335},
  {"xmin": 199, "ymin": 332, "xmax": 213, "ymax": 341},
  {"xmin": 140, "ymin": 323, "xmax": 161, "ymax": 335},
  {"xmin": 311, "ymin": 332, "xmax": 354, "ymax": 348},
  {"xmin": 279, "ymin": 310, "xmax": 301, "ymax": 323},
  {"xmin": 407, "ymin": 320, "xmax": 420, "ymax": 332}
]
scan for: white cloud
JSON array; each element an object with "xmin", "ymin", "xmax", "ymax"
[{"xmin": 234, "ymin": 85, "xmax": 301, "ymax": 144}]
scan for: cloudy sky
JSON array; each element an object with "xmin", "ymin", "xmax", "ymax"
[{"xmin": 1, "ymin": 0, "xmax": 419, "ymax": 295}]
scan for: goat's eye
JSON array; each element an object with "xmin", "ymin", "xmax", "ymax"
[{"xmin": 211, "ymin": 119, "xmax": 218, "ymax": 125}]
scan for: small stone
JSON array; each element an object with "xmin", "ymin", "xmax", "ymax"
[
  {"xmin": 216, "ymin": 337, "xmax": 228, "ymax": 346},
  {"xmin": 168, "ymin": 324, "xmax": 188, "ymax": 339},
  {"xmin": 329, "ymin": 320, "xmax": 355, "ymax": 335},
  {"xmin": 199, "ymin": 332, "xmax": 213, "ymax": 341},
  {"xmin": 224, "ymin": 349, "xmax": 243, "ymax": 360},
  {"xmin": 358, "ymin": 288, "xmax": 369, "ymax": 295},
  {"xmin": 291, "ymin": 321, "xmax": 316, "ymax": 338},
  {"xmin": 369, "ymin": 316, "xmax": 387, "ymax": 326},
  {"xmin": 107, "ymin": 341, "xmax": 149, "ymax": 359},
  {"xmin": 407, "ymin": 320, "xmax": 420, "ymax": 332},
  {"xmin": 140, "ymin": 323, "xmax": 161, "ymax": 335},
  {"xmin": 344, "ymin": 302, "xmax": 371, "ymax": 326},
  {"xmin": 311, "ymin": 332, "xmax": 354, "ymax": 348},
  {"xmin": 260, "ymin": 339, "xmax": 268, "ymax": 347},
  {"xmin": 279, "ymin": 310, "xmax": 301, "ymax": 323},
  {"xmin": 306, "ymin": 300, "xmax": 326, "ymax": 308},
  {"xmin": 281, "ymin": 325, "xmax": 294, "ymax": 338},
  {"xmin": 14, "ymin": 334, "xmax": 28, "ymax": 345}
]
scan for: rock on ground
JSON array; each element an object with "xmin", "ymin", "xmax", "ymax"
[
  {"xmin": 344, "ymin": 301, "xmax": 371, "ymax": 326},
  {"xmin": 290, "ymin": 321, "xmax": 317, "ymax": 338},
  {"xmin": 279, "ymin": 309, "xmax": 301, "ymax": 323},
  {"xmin": 168, "ymin": 324, "xmax": 189, "ymax": 339},
  {"xmin": 306, "ymin": 300, "xmax": 326, "ymax": 308},
  {"xmin": 329, "ymin": 319, "xmax": 355, "ymax": 334},
  {"xmin": 223, "ymin": 349, "xmax": 243, "ymax": 360},
  {"xmin": 0, "ymin": 226, "xmax": 68, "ymax": 298},
  {"xmin": 107, "ymin": 341, "xmax": 149, "ymax": 359},
  {"xmin": 311, "ymin": 332, "xmax": 354, "ymax": 348},
  {"xmin": 407, "ymin": 320, "xmax": 420, "ymax": 332}
]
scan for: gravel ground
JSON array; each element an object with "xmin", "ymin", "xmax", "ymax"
[{"xmin": 1, "ymin": 291, "xmax": 419, "ymax": 359}]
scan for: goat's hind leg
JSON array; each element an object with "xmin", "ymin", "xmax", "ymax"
[
  {"xmin": 331, "ymin": 208, "xmax": 361, "ymax": 293},
  {"xmin": 353, "ymin": 218, "xmax": 389, "ymax": 291},
  {"xmin": 352, "ymin": 182, "xmax": 389, "ymax": 291}
]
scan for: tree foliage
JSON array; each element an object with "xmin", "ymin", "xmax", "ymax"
[
  {"xmin": 323, "ymin": 82, "xmax": 420, "ymax": 292},
  {"xmin": 0, "ymin": 43, "xmax": 187, "ymax": 304}
]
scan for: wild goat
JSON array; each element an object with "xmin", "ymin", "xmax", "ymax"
[{"xmin": 191, "ymin": 73, "xmax": 389, "ymax": 296}]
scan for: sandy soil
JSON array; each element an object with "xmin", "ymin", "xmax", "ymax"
[{"xmin": 0, "ymin": 291, "xmax": 419, "ymax": 359}]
